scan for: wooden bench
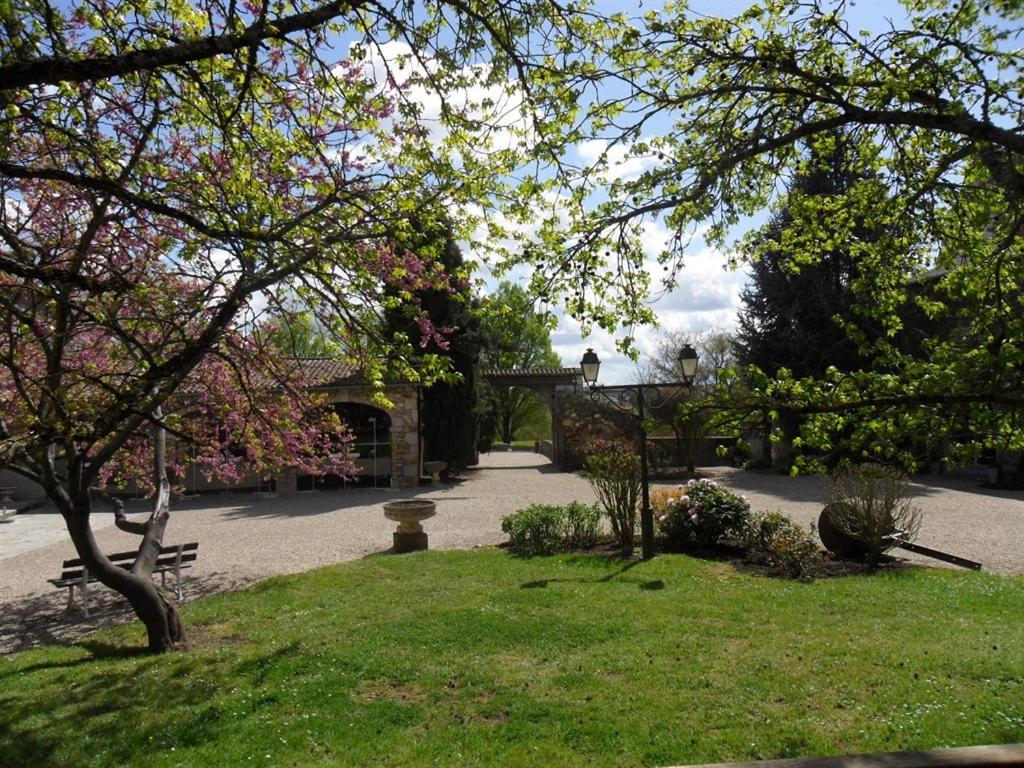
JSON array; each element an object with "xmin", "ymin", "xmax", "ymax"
[{"xmin": 49, "ymin": 542, "xmax": 199, "ymax": 617}]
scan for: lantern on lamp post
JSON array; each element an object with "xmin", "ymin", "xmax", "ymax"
[{"xmin": 579, "ymin": 344, "xmax": 699, "ymax": 559}]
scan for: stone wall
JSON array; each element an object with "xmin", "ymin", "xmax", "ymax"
[
  {"xmin": 554, "ymin": 394, "xmax": 738, "ymax": 471},
  {"xmin": 277, "ymin": 383, "xmax": 420, "ymax": 493},
  {"xmin": 555, "ymin": 394, "xmax": 641, "ymax": 470}
]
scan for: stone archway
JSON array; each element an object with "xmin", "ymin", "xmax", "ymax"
[
  {"xmin": 482, "ymin": 367, "xmax": 581, "ymax": 466},
  {"xmin": 325, "ymin": 385, "xmax": 420, "ymax": 488},
  {"xmin": 277, "ymin": 382, "xmax": 421, "ymax": 492}
]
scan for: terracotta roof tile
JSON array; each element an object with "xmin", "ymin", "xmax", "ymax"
[
  {"xmin": 290, "ymin": 357, "xmax": 361, "ymax": 387},
  {"xmin": 482, "ymin": 367, "xmax": 582, "ymax": 377}
]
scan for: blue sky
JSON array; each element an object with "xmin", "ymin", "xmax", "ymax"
[
  {"xmin": 341, "ymin": 0, "xmax": 916, "ymax": 382},
  {"xmin": 507, "ymin": 0, "xmax": 915, "ymax": 383}
]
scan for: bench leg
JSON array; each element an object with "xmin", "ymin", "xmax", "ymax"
[{"xmin": 66, "ymin": 579, "xmax": 91, "ymax": 618}]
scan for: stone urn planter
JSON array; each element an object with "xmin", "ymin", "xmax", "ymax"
[
  {"xmin": 422, "ymin": 460, "xmax": 447, "ymax": 485},
  {"xmin": 384, "ymin": 499, "xmax": 437, "ymax": 553}
]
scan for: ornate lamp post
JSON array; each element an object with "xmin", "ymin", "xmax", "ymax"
[{"xmin": 579, "ymin": 344, "xmax": 699, "ymax": 559}]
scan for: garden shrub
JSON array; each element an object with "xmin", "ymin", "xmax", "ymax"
[
  {"xmin": 501, "ymin": 504, "xmax": 564, "ymax": 555},
  {"xmin": 825, "ymin": 463, "xmax": 922, "ymax": 564},
  {"xmin": 646, "ymin": 440, "xmax": 674, "ymax": 473},
  {"xmin": 501, "ymin": 502, "xmax": 602, "ymax": 555},
  {"xmin": 744, "ymin": 511, "xmax": 821, "ymax": 579},
  {"xmin": 655, "ymin": 478, "xmax": 751, "ymax": 549},
  {"xmin": 584, "ymin": 438, "xmax": 641, "ymax": 552},
  {"xmin": 562, "ymin": 501, "xmax": 602, "ymax": 550}
]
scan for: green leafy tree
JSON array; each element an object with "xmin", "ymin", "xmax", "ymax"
[
  {"xmin": 530, "ymin": 0, "xmax": 1024, "ymax": 477},
  {"xmin": 479, "ymin": 282, "xmax": 561, "ymax": 443},
  {"xmin": 729, "ymin": 140, "xmax": 886, "ymax": 469},
  {"xmin": 264, "ymin": 310, "xmax": 340, "ymax": 359},
  {"xmin": 735, "ymin": 141, "xmax": 878, "ymax": 379},
  {"xmin": 0, "ymin": 0, "xmax": 593, "ymax": 650}
]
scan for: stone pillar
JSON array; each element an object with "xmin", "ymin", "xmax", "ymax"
[
  {"xmin": 385, "ymin": 386, "xmax": 421, "ymax": 488},
  {"xmin": 277, "ymin": 467, "xmax": 298, "ymax": 497}
]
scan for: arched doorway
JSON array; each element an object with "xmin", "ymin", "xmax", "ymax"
[
  {"xmin": 339, "ymin": 403, "xmax": 395, "ymax": 487},
  {"xmin": 337, "ymin": 402, "xmax": 392, "ymax": 487},
  {"xmin": 481, "ymin": 368, "xmax": 581, "ymax": 466},
  {"xmin": 491, "ymin": 385, "xmax": 553, "ymax": 445},
  {"xmin": 297, "ymin": 402, "xmax": 392, "ymax": 489}
]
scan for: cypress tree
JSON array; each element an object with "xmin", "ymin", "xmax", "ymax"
[{"xmin": 384, "ymin": 215, "xmax": 483, "ymax": 474}]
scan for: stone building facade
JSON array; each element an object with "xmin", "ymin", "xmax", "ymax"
[
  {"xmin": 0, "ymin": 358, "xmax": 423, "ymax": 502},
  {"xmin": 275, "ymin": 358, "xmax": 421, "ymax": 492}
]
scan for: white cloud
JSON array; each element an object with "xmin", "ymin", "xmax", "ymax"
[
  {"xmin": 346, "ymin": 41, "xmax": 535, "ymax": 160},
  {"xmin": 575, "ymin": 138, "xmax": 657, "ymax": 184},
  {"xmin": 340, "ymin": 46, "xmax": 750, "ymax": 382}
]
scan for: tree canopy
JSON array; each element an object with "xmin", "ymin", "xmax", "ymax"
[
  {"xmin": 0, "ymin": 0, "xmax": 589, "ymax": 650},
  {"xmin": 734, "ymin": 139, "xmax": 876, "ymax": 379},
  {"xmin": 528, "ymin": 0, "xmax": 1024, "ymax": 474},
  {"xmin": 4, "ymin": 0, "xmax": 1024, "ymax": 650},
  {"xmin": 384, "ymin": 215, "xmax": 483, "ymax": 473},
  {"xmin": 479, "ymin": 281, "xmax": 561, "ymax": 444}
]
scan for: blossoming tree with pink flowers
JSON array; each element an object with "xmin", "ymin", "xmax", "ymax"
[{"xmin": 0, "ymin": 0, "xmax": 582, "ymax": 652}]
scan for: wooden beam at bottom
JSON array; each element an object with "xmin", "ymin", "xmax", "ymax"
[{"xmin": 666, "ymin": 744, "xmax": 1024, "ymax": 768}]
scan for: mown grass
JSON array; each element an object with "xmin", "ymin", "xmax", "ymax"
[{"xmin": 1, "ymin": 550, "xmax": 1022, "ymax": 767}]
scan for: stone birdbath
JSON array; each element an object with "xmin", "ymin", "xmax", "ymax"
[
  {"xmin": 422, "ymin": 460, "xmax": 447, "ymax": 485},
  {"xmin": 383, "ymin": 499, "xmax": 437, "ymax": 553}
]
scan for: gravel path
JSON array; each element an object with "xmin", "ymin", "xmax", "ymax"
[
  {"xmin": 0, "ymin": 452, "xmax": 593, "ymax": 652},
  {"xmin": 1, "ymin": 453, "xmax": 1021, "ymax": 653}
]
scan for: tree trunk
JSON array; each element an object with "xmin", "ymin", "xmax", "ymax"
[
  {"xmin": 501, "ymin": 411, "xmax": 513, "ymax": 444},
  {"xmin": 62, "ymin": 411, "xmax": 185, "ymax": 653},
  {"xmin": 771, "ymin": 409, "xmax": 800, "ymax": 472},
  {"xmin": 65, "ymin": 499, "xmax": 184, "ymax": 652}
]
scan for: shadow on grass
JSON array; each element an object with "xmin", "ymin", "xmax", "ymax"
[
  {"xmin": 508, "ymin": 544, "xmax": 925, "ymax": 588},
  {"xmin": 0, "ymin": 570, "xmax": 256, "ymax": 656},
  {"xmin": 639, "ymin": 579, "xmax": 665, "ymax": 590},
  {"xmin": 0, "ymin": 644, "xmax": 297, "ymax": 768},
  {"xmin": 520, "ymin": 557, "xmax": 642, "ymax": 589}
]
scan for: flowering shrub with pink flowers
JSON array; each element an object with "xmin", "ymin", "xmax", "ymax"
[{"xmin": 654, "ymin": 478, "xmax": 752, "ymax": 549}]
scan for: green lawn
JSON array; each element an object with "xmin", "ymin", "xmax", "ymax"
[
  {"xmin": 509, "ymin": 439, "xmax": 541, "ymax": 449},
  {"xmin": 2, "ymin": 550, "xmax": 1023, "ymax": 767}
]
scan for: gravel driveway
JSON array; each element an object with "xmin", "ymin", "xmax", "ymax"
[{"xmin": 1, "ymin": 452, "xmax": 1021, "ymax": 653}]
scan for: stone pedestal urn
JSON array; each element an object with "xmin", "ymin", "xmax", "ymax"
[{"xmin": 383, "ymin": 499, "xmax": 437, "ymax": 553}]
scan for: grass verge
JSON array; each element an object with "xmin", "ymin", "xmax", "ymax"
[{"xmin": 1, "ymin": 550, "xmax": 1022, "ymax": 767}]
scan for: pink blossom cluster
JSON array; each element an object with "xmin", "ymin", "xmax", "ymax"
[{"xmin": 0, "ymin": 2, "xmax": 458, "ymax": 501}]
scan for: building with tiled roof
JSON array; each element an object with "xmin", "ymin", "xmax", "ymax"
[
  {"xmin": 481, "ymin": 367, "xmax": 582, "ymax": 466},
  {"xmin": 481, "ymin": 367, "xmax": 582, "ymax": 379},
  {"xmin": 290, "ymin": 357, "xmax": 361, "ymax": 387}
]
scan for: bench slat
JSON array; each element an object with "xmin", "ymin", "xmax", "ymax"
[
  {"xmin": 56, "ymin": 560, "xmax": 197, "ymax": 582},
  {"xmin": 53, "ymin": 542, "xmax": 199, "ymax": 617},
  {"xmin": 55, "ymin": 543, "xmax": 199, "ymax": 582},
  {"xmin": 59, "ymin": 542, "xmax": 199, "ymax": 569}
]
